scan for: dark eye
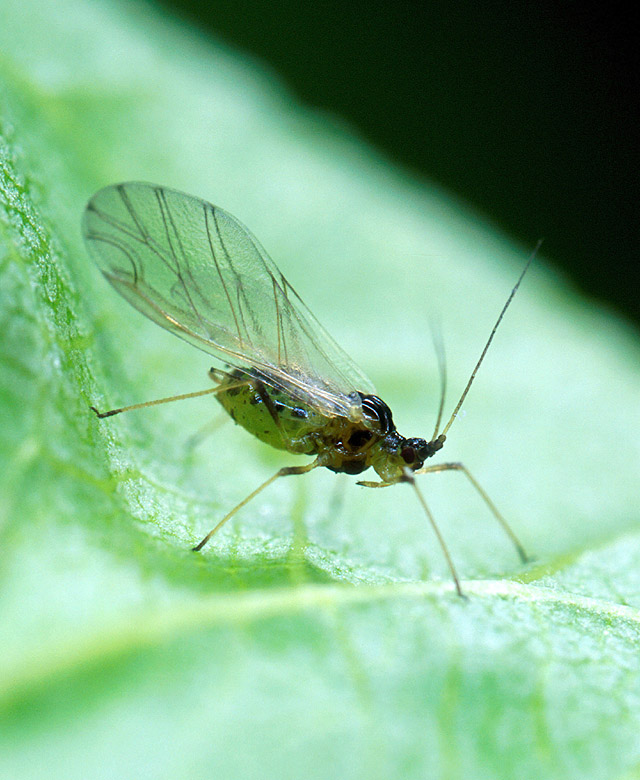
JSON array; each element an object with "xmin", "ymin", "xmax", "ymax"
[{"xmin": 401, "ymin": 446, "xmax": 416, "ymax": 464}]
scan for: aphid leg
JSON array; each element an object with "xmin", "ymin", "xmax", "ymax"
[
  {"xmin": 357, "ymin": 472, "xmax": 464, "ymax": 596},
  {"xmin": 208, "ymin": 367, "xmax": 227, "ymax": 383},
  {"xmin": 90, "ymin": 380, "xmax": 249, "ymax": 418},
  {"xmin": 415, "ymin": 462, "xmax": 530, "ymax": 564},
  {"xmin": 192, "ymin": 459, "xmax": 320, "ymax": 552},
  {"xmin": 184, "ymin": 414, "xmax": 230, "ymax": 452},
  {"xmin": 179, "ymin": 367, "xmax": 232, "ymax": 449},
  {"xmin": 401, "ymin": 470, "xmax": 464, "ymax": 597}
]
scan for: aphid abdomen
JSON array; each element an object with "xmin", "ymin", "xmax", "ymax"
[{"xmin": 215, "ymin": 372, "xmax": 326, "ymax": 454}]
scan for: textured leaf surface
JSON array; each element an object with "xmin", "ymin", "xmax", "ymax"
[{"xmin": 1, "ymin": 1, "xmax": 640, "ymax": 779}]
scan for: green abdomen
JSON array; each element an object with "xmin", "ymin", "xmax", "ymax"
[{"xmin": 216, "ymin": 373, "xmax": 327, "ymax": 454}]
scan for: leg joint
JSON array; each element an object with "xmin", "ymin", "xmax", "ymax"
[{"xmin": 278, "ymin": 464, "xmax": 312, "ymax": 477}]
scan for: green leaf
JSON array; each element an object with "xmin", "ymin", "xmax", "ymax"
[{"xmin": 1, "ymin": 1, "xmax": 640, "ymax": 778}]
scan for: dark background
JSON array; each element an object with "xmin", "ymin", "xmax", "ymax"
[{"xmin": 160, "ymin": 0, "xmax": 638, "ymax": 327}]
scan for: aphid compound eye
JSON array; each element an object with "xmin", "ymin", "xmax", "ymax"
[
  {"xmin": 400, "ymin": 438, "xmax": 430, "ymax": 468},
  {"xmin": 401, "ymin": 446, "xmax": 416, "ymax": 464}
]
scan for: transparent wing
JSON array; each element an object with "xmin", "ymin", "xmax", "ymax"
[{"xmin": 82, "ymin": 182, "xmax": 375, "ymax": 419}]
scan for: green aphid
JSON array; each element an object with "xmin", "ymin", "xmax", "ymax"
[{"xmin": 83, "ymin": 182, "xmax": 535, "ymax": 595}]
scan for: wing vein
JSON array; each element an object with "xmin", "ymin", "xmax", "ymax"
[
  {"xmin": 82, "ymin": 182, "xmax": 374, "ymax": 419},
  {"xmin": 204, "ymin": 204, "xmax": 244, "ymax": 347}
]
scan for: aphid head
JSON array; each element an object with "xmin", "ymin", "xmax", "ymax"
[
  {"xmin": 371, "ymin": 432, "xmax": 444, "ymax": 482},
  {"xmin": 398, "ymin": 435, "xmax": 445, "ymax": 471}
]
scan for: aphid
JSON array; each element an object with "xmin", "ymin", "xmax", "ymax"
[{"xmin": 83, "ymin": 182, "xmax": 535, "ymax": 595}]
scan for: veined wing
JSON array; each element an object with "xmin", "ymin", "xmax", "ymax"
[{"xmin": 82, "ymin": 182, "xmax": 375, "ymax": 419}]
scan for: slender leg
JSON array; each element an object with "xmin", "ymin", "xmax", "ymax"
[
  {"xmin": 360, "ymin": 470, "xmax": 464, "ymax": 596},
  {"xmin": 184, "ymin": 415, "xmax": 230, "ymax": 451},
  {"xmin": 90, "ymin": 379, "xmax": 249, "ymax": 418},
  {"xmin": 356, "ymin": 479, "xmax": 393, "ymax": 488},
  {"xmin": 192, "ymin": 460, "xmax": 320, "ymax": 551},
  {"xmin": 415, "ymin": 461, "xmax": 529, "ymax": 563}
]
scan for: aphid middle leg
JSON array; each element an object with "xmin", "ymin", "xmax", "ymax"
[
  {"xmin": 192, "ymin": 459, "xmax": 320, "ymax": 552},
  {"xmin": 415, "ymin": 462, "xmax": 529, "ymax": 563}
]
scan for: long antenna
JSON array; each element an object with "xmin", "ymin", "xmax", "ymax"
[
  {"xmin": 429, "ymin": 319, "xmax": 447, "ymax": 442},
  {"xmin": 437, "ymin": 240, "xmax": 542, "ymax": 440}
]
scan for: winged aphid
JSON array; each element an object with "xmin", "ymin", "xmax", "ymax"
[{"xmin": 83, "ymin": 182, "xmax": 535, "ymax": 594}]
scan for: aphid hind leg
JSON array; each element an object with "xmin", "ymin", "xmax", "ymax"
[
  {"xmin": 90, "ymin": 378, "xmax": 249, "ymax": 418},
  {"xmin": 415, "ymin": 462, "xmax": 530, "ymax": 564},
  {"xmin": 208, "ymin": 367, "xmax": 228, "ymax": 383},
  {"xmin": 192, "ymin": 459, "xmax": 320, "ymax": 552}
]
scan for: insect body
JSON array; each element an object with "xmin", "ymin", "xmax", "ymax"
[
  {"xmin": 83, "ymin": 182, "xmax": 533, "ymax": 595},
  {"xmin": 215, "ymin": 367, "xmax": 439, "ymax": 478}
]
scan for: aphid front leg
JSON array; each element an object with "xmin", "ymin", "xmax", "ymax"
[
  {"xmin": 415, "ymin": 461, "xmax": 530, "ymax": 563},
  {"xmin": 401, "ymin": 469, "xmax": 464, "ymax": 597},
  {"xmin": 356, "ymin": 479, "xmax": 394, "ymax": 488},
  {"xmin": 358, "ymin": 471, "xmax": 464, "ymax": 596},
  {"xmin": 192, "ymin": 459, "xmax": 321, "ymax": 552}
]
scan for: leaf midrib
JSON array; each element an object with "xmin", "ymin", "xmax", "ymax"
[{"xmin": 2, "ymin": 578, "xmax": 638, "ymax": 710}]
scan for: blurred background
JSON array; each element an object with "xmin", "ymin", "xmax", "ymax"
[{"xmin": 159, "ymin": 0, "xmax": 638, "ymax": 328}]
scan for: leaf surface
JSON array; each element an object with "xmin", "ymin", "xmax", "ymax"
[{"xmin": 1, "ymin": 2, "xmax": 640, "ymax": 778}]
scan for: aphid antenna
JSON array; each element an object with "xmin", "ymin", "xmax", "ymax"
[
  {"xmin": 431, "ymin": 240, "xmax": 542, "ymax": 444},
  {"xmin": 428, "ymin": 317, "xmax": 447, "ymax": 443}
]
